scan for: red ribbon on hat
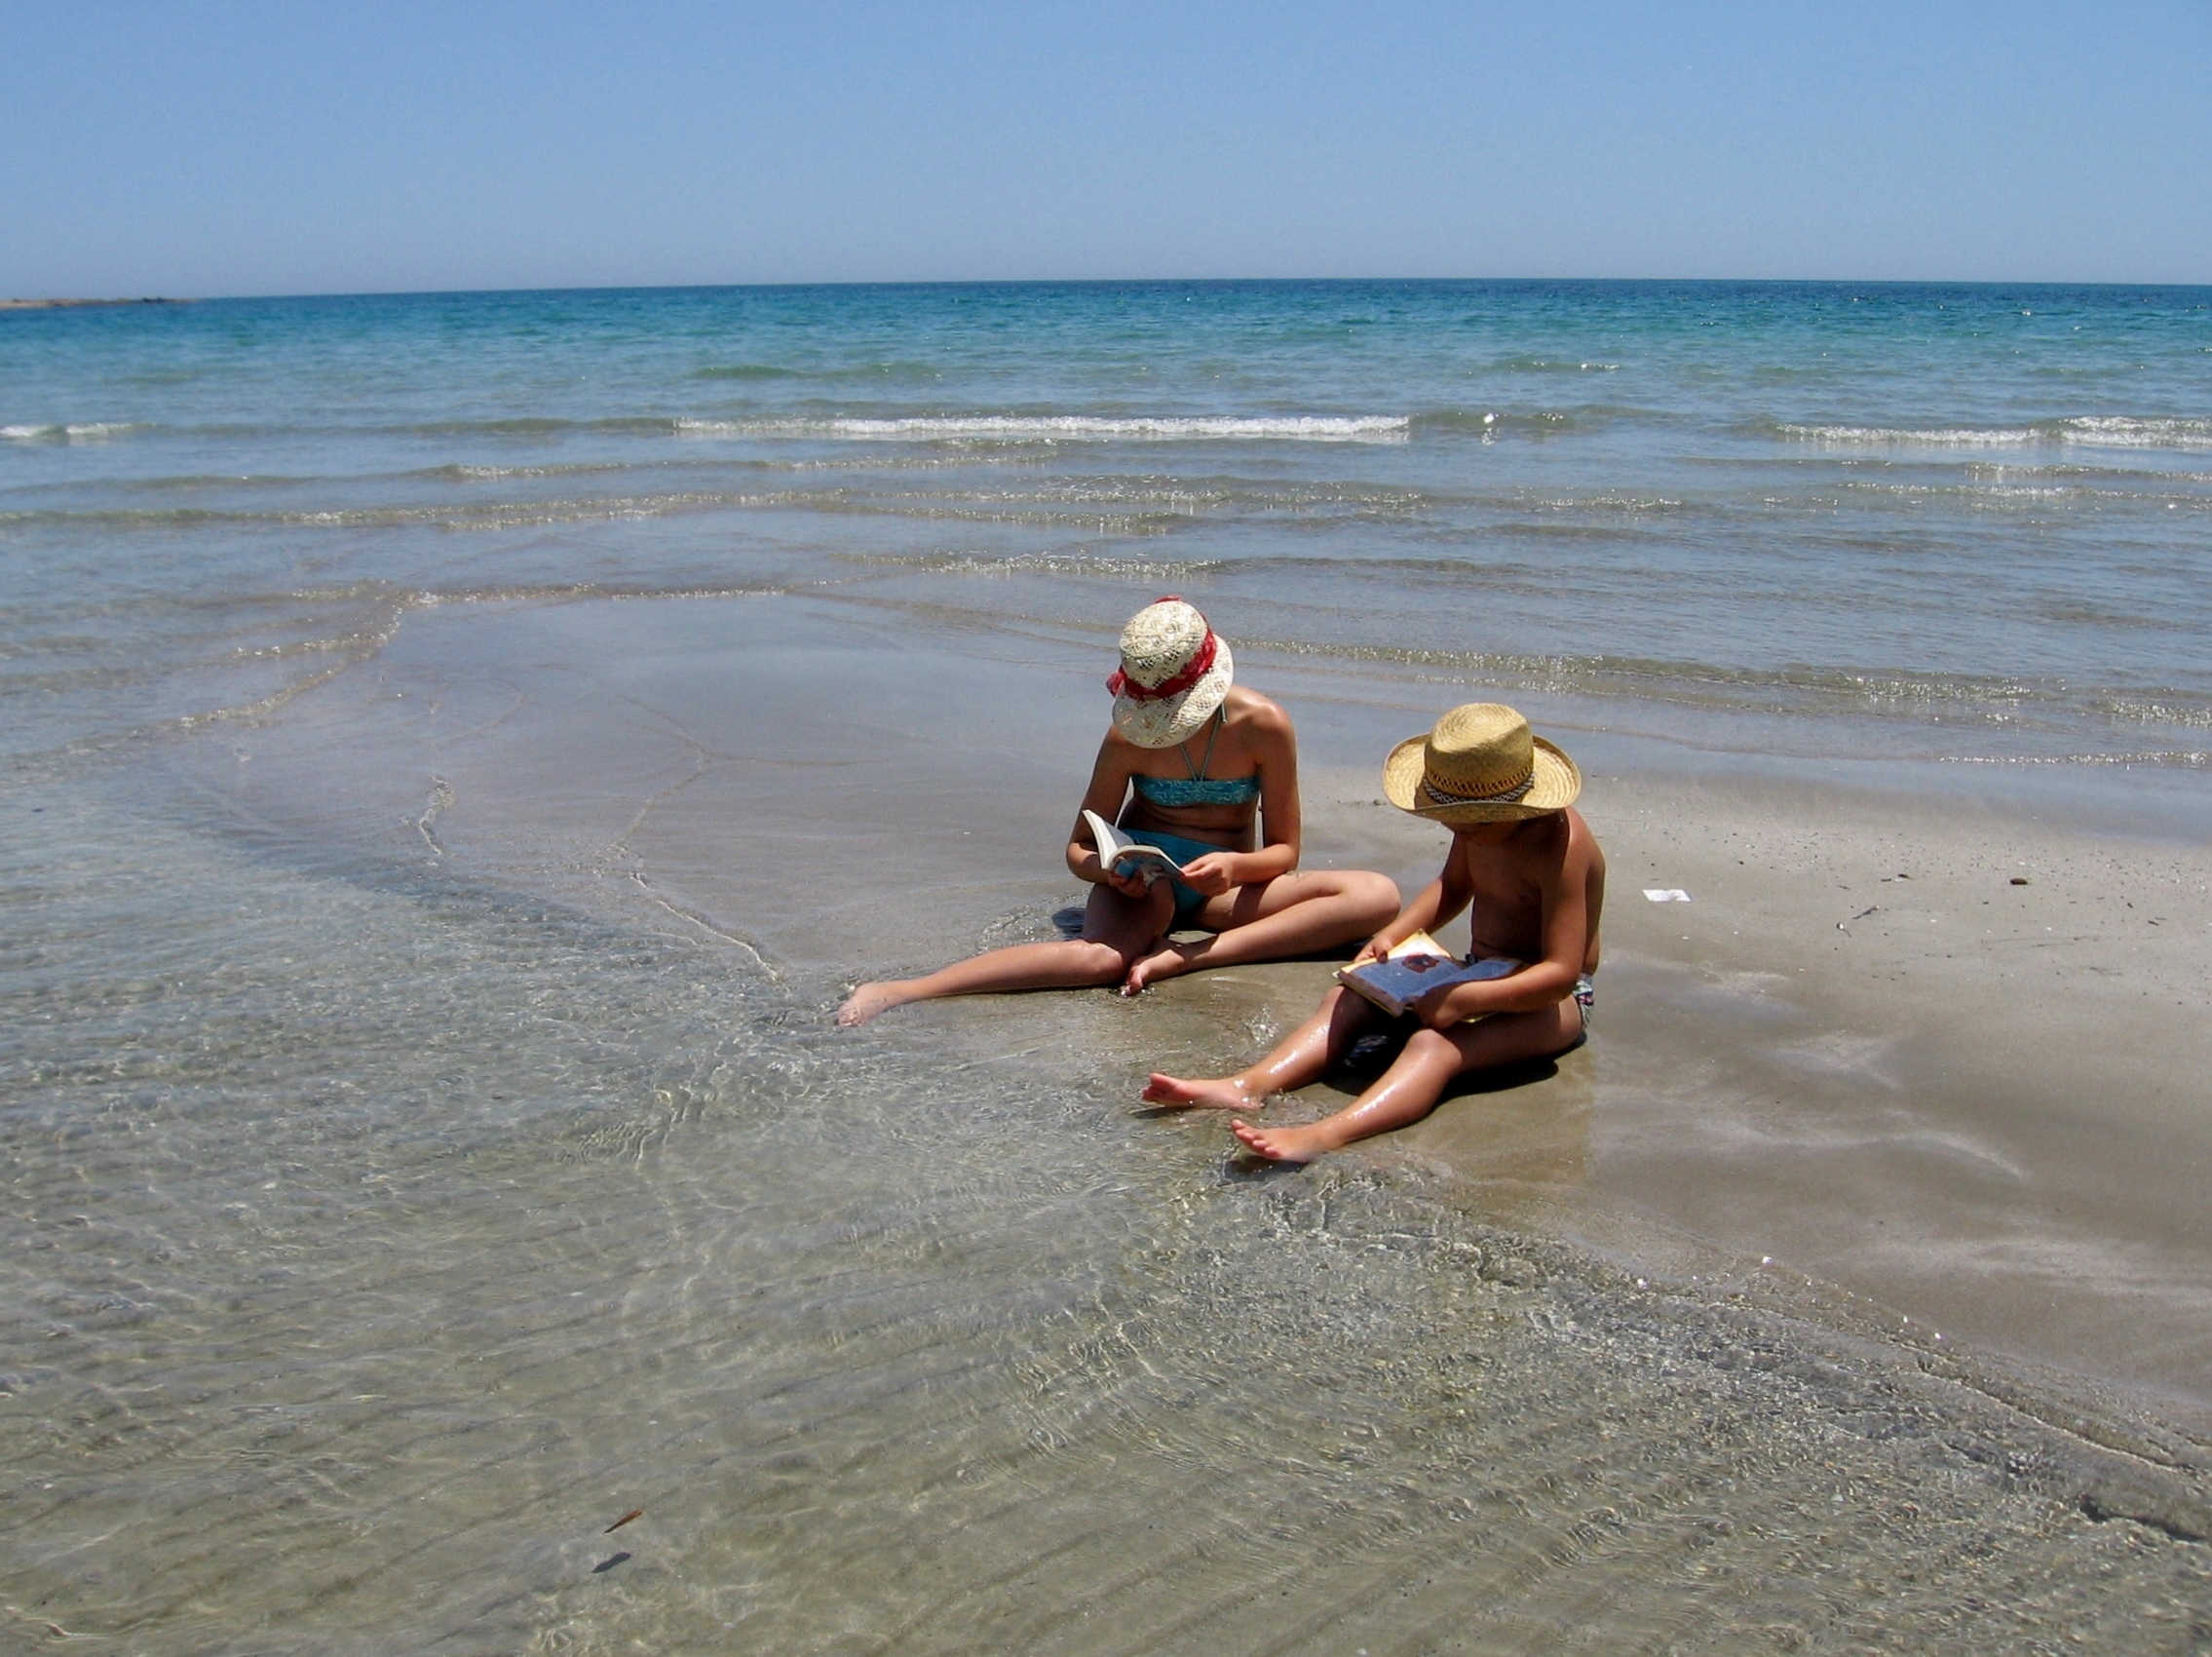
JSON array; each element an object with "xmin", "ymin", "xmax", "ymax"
[{"xmin": 1106, "ymin": 599, "xmax": 1218, "ymax": 701}]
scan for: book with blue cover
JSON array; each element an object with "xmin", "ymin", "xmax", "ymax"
[{"xmin": 1334, "ymin": 932, "xmax": 1520, "ymax": 1018}]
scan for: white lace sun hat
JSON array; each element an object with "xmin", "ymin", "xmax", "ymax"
[{"xmin": 1107, "ymin": 597, "xmax": 1235, "ymax": 750}]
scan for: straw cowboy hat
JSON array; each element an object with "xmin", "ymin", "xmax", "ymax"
[
  {"xmin": 1108, "ymin": 597, "xmax": 1235, "ymax": 749},
  {"xmin": 1383, "ymin": 703, "xmax": 1582, "ymax": 825}
]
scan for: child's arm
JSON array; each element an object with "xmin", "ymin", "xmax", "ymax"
[
  {"xmin": 1350, "ymin": 841, "xmax": 1478, "ymax": 964},
  {"xmin": 1066, "ymin": 734, "xmax": 1151, "ymax": 899},
  {"xmin": 1411, "ymin": 844, "xmax": 1586, "ymax": 1028}
]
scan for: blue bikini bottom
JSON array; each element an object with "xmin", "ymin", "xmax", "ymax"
[{"xmin": 1131, "ymin": 828, "xmax": 1235, "ymax": 929}]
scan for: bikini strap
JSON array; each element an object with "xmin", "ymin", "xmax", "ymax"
[{"xmin": 1183, "ymin": 706, "xmax": 1224, "ymax": 781}]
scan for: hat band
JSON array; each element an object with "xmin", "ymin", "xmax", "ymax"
[
  {"xmin": 1106, "ymin": 627, "xmax": 1217, "ymax": 703},
  {"xmin": 1421, "ymin": 762, "xmax": 1534, "ymax": 807}
]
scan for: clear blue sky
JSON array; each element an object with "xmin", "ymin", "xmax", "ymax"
[{"xmin": 4, "ymin": 1, "xmax": 2207, "ymax": 296}]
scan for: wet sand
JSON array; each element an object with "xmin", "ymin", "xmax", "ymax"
[
  {"xmin": 192, "ymin": 588, "xmax": 2212, "ymax": 1429},
  {"xmin": 1296, "ymin": 771, "xmax": 2212, "ymax": 1428}
]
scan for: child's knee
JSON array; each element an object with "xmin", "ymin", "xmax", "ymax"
[
  {"xmin": 1321, "ymin": 983, "xmax": 1371, "ymax": 1025},
  {"xmin": 1403, "ymin": 1025, "xmax": 1465, "ymax": 1065},
  {"xmin": 1073, "ymin": 940, "xmax": 1137, "ymax": 983},
  {"xmin": 1348, "ymin": 870, "xmax": 1400, "ymax": 921}
]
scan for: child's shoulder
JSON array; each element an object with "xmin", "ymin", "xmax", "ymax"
[
  {"xmin": 1560, "ymin": 804, "xmax": 1601, "ymax": 852},
  {"xmin": 1551, "ymin": 807, "xmax": 1604, "ymax": 877},
  {"xmin": 1222, "ymin": 684, "xmax": 1291, "ymax": 735},
  {"xmin": 1536, "ymin": 806, "xmax": 1602, "ymax": 855}
]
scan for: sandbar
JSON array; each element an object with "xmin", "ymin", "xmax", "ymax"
[{"xmin": 185, "ymin": 588, "xmax": 2212, "ymax": 1427}]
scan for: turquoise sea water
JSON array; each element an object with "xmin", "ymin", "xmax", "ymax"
[
  {"xmin": 5, "ymin": 284, "xmax": 2211, "ymax": 1649},
  {"xmin": 4, "ymin": 280, "xmax": 2209, "ymax": 772}
]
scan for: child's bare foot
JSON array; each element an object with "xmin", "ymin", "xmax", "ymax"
[
  {"xmin": 1141, "ymin": 1072, "xmax": 1256, "ymax": 1111},
  {"xmin": 1230, "ymin": 1117, "xmax": 1339, "ymax": 1164},
  {"xmin": 836, "ymin": 981, "xmax": 916, "ymax": 1026},
  {"xmin": 1121, "ymin": 942, "xmax": 1198, "ymax": 996}
]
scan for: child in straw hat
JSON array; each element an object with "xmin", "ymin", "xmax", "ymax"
[
  {"xmin": 836, "ymin": 599, "xmax": 1400, "ymax": 1025},
  {"xmin": 1143, "ymin": 703, "xmax": 1605, "ymax": 1163}
]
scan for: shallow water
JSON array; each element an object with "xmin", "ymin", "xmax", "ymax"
[
  {"xmin": 5, "ymin": 283, "xmax": 2211, "ymax": 1647},
  {"xmin": 9, "ymin": 755, "xmax": 2212, "ymax": 1652}
]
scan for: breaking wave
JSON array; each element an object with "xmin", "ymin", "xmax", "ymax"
[
  {"xmin": 0, "ymin": 491, "xmax": 833, "ymax": 533},
  {"xmin": 836, "ymin": 549, "xmax": 1226, "ymax": 581},
  {"xmin": 2057, "ymin": 416, "xmax": 2212, "ymax": 450},
  {"xmin": 1, "ymin": 421, "xmax": 147, "ymax": 443},
  {"xmin": 672, "ymin": 414, "xmax": 1411, "ymax": 443},
  {"xmin": 1778, "ymin": 417, "xmax": 2212, "ymax": 452},
  {"xmin": 3, "ymin": 412, "xmax": 1412, "ymax": 446},
  {"xmin": 1238, "ymin": 635, "xmax": 2212, "ymax": 738}
]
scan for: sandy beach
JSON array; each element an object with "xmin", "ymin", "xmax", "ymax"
[
  {"xmin": 1324, "ymin": 765, "xmax": 2212, "ymax": 1424},
  {"xmin": 190, "ymin": 589, "xmax": 2212, "ymax": 1429}
]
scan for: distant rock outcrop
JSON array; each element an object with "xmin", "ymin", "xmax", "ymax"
[{"xmin": 0, "ymin": 296, "xmax": 188, "ymax": 310}]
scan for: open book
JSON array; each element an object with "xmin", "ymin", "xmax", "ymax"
[
  {"xmin": 1334, "ymin": 931, "xmax": 1521, "ymax": 1018},
  {"xmin": 1083, "ymin": 810, "xmax": 1190, "ymax": 886}
]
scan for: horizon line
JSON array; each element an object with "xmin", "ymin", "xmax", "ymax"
[{"xmin": 8, "ymin": 274, "xmax": 2211, "ymax": 307}]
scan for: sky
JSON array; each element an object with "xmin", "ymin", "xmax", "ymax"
[{"xmin": 3, "ymin": 1, "xmax": 2208, "ymax": 297}]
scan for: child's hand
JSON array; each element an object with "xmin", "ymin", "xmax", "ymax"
[
  {"xmin": 1174, "ymin": 853, "xmax": 1238, "ymax": 897},
  {"xmin": 1411, "ymin": 982, "xmax": 1468, "ymax": 1029},
  {"xmin": 1351, "ymin": 934, "xmax": 1393, "ymax": 967},
  {"xmin": 1103, "ymin": 865, "xmax": 1153, "ymax": 900}
]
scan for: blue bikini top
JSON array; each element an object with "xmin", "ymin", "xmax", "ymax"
[
  {"xmin": 1130, "ymin": 710, "xmax": 1261, "ymax": 809},
  {"xmin": 1133, "ymin": 774, "xmax": 1262, "ymax": 808}
]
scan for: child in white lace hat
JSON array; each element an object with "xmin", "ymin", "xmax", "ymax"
[{"xmin": 837, "ymin": 598, "xmax": 1399, "ymax": 1024}]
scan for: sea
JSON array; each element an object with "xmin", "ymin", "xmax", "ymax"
[{"xmin": 4, "ymin": 282, "xmax": 2209, "ymax": 1651}]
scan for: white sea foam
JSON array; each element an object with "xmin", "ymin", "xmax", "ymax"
[
  {"xmin": 1782, "ymin": 416, "xmax": 2212, "ymax": 452},
  {"xmin": 2057, "ymin": 416, "xmax": 2212, "ymax": 451},
  {"xmin": 672, "ymin": 414, "xmax": 1410, "ymax": 443},
  {"xmin": 1780, "ymin": 424, "xmax": 2039, "ymax": 449},
  {"xmin": 1, "ymin": 420, "xmax": 145, "ymax": 442}
]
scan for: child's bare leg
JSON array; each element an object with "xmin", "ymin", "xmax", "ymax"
[
  {"xmin": 1142, "ymin": 984, "xmax": 1379, "ymax": 1110},
  {"xmin": 839, "ymin": 883, "xmax": 1172, "ymax": 1025},
  {"xmin": 1124, "ymin": 869, "xmax": 1399, "ymax": 993},
  {"xmin": 1233, "ymin": 999, "xmax": 1583, "ymax": 1162}
]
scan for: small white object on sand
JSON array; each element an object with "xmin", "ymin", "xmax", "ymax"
[{"xmin": 1643, "ymin": 888, "xmax": 1692, "ymax": 902}]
